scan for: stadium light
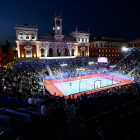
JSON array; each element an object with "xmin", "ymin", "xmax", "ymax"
[{"xmin": 122, "ymin": 47, "xmax": 128, "ymax": 51}]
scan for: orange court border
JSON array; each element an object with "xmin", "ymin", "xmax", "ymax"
[{"xmin": 43, "ymin": 73, "xmax": 132, "ymax": 99}]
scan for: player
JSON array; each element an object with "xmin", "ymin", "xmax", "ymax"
[
  {"xmin": 70, "ymin": 81, "xmax": 72, "ymax": 86},
  {"xmin": 47, "ymin": 80, "xmax": 49, "ymax": 85}
]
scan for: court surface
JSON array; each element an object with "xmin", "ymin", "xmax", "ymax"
[{"xmin": 53, "ymin": 76, "xmax": 119, "ymax": 96}]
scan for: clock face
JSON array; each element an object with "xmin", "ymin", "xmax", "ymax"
[{"xmin": 57, "ymin": 27, "xmax": 60, "ymax": 30}]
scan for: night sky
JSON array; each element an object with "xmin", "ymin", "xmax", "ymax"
[{"xmin": 0, "ymin": 0, "xmax": 140, "ymax": 47}]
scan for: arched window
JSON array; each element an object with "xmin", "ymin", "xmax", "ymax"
[
  {"xmin": 78, "ymin": 37, "xmax": 81, "ymax": 42},
  {"xmin": 31, "ymin": 34, "xmax": 35, "ymax": 39},
  {"xmin": 26, "ymin": 33, "xmax": 29, "ymax": 39},
  {"xmin": 82, "ymin": 37, "xmax": 84, "ymax": 42},
  {"xmin": 19, "ymin": 33, "xmax": 23, "ymax": 40},
  {"xmin": 85, "ymin": 38, "xmax": 88, "ymax": 42},
  {"xmin": 100, "ymin": 43, "xmax": 103, "ymax": 47}
]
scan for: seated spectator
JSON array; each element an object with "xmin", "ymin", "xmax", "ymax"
[
  {"xmin": 28, "ymin": 94, "xmax": 36, "ymax": 107},
  {"xmin": 41, "ymin": 101, "xmax": 51, "ymax": 116}
]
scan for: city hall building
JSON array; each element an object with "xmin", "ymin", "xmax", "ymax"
[{"xmin": 15, "ymin": 13, "xmax": 90, "ymax": 60}]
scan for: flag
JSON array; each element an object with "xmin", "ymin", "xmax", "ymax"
[{"xmin": 67, "ymin": 47, "xmax": 69, "ymax": 52}]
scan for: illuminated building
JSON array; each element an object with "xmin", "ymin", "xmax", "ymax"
[
  {"xmin": 15, "ymin": 13, "xmax": 90, "ymax": 60},
  {"xmin": 89, "ymin": 37, "xmax": 127, "ymax": 61}
]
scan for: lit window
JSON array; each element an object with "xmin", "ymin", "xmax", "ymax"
[
  {"xmin": 78, "ymin": 37, "xmax": 81, "ymax": 41},
  {"xmin": 85, "ymin": 38, "xmax": 88, "ymax": 42},
  {"xmin": 57, "ymin": 27, "xmax": 60, "ymax": 30},
  {"xmin": 26, "ymin": 33, "xmax": 29, "ymax": 39},
  {"xmin": 19, "ymin": 33, "xmax": 23, "ymax": 40},
  {"xmin": 31, "ymin": 34, "xmax": 35, "ymax": 39}
]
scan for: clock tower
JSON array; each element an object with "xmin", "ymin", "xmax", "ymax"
[{"xmin": 53, "ymin": 13, "xmax": 62, "ymax": 35}]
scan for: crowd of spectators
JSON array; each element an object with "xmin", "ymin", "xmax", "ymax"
[{"xmin": 1, "ymin": 53, "xmax": 140, "ymax": 139}]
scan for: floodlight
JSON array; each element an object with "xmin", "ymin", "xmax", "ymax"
[{"xmin": 122, "ymin": 47, "xmax": 128, "ymax": 51}]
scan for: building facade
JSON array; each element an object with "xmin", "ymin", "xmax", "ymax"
[
  {"xmin": 89, "ymin": 37, "xmax": 127, "ymax": 61},
  {"xmin": 128, "ymin": 39, "xmax": 140, "ymax": 49},
  {"xmin": 15, "ymin": 14, "xmax": 90, "ymax": 60}
]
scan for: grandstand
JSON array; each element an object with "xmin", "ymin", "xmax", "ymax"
[{"xmin": 1, "ymin": 49, "xmax": 140, "ymax": 140}]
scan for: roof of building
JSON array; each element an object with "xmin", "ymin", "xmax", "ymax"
[{"xmin": 90, "ymin": 37, "xmax": 124, "ymax": 42}]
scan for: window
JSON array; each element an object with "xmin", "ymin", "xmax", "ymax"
[
  {"xmin": 96, "ymin": 44, "xmax": 98, "ymax": 47},
  {"xmin": 92, "ymin": 44, "xmax": 94, "ymax": 47},
  {"xmin": 85, "ymin": 38, "xmax": 88, "ymax": 42},
  {"xmin": 56, "ymin": 20, "xmax": 60, "ymax": 26},
  {"xmin": 82, "ymin": 37, "xmax": 84, "ymax": 42},
  {"xmin": 78, "ymin": 37, "xmax": 81, "ymax": 42},
  {"xmin": 19, "ymin": 33, "xmax": 23, "ymax": 40},
  {"xmin": 100, "ymin": 43, "xmax": 103, "ymax": 47},
  {"xmin": 31, "ymin": 34, "xmax": 35, "ymax": 39},
  {"xmin": 104, "ymin": 44, "xmax": 106, "ymax": 47},
  {"xmin": 26, "ymin": 33, "xmax": 29, "ymax": 39}
]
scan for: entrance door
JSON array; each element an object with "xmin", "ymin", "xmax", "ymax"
[
  {"xmin": 71, "ymin": 49, "xmax": 74, "ymax": 56},
  {"xmin": 82, "ymin": 51, "xmax": 84, "ymax": 56},
  {"xmin": 26, "ymin": 51, "xmax": 32, "ymax": 57},
  {"xmin": 49, "ymin": 48, "xmax": 53, "ymax": 57},
  {"xmin": 41, "ymin": 48, "xmax": 45, "ymax": 57},
  {"xmin": 57, "ymin": 48, "xmax": 61, "ymax": 56}
]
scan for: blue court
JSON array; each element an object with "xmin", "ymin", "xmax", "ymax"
[{"xmin": 53, "ymin": 76, "xmax": 120, "ymax": 96}]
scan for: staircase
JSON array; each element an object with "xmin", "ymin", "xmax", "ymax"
[
  {"xmin": 46, "ymin": 65, "xmax": 53, "ymax": 76},
  {"xmin": 119, "ymin": 52, "xmax": 132, "ymax": 63},
  {"xmin": 127, "ymin": 66, "xmax": 140, "ymax": 76}
]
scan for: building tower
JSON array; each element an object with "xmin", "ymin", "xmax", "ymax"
[{"xmin": 53, "ymin": 13, "xmax": 62, "ymax": 35}]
